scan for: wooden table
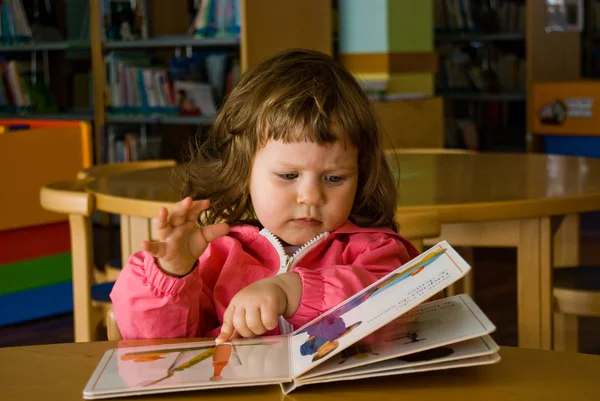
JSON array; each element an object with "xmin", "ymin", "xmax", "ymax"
[
  {"xmin": 2, "ymin": 340, "xmax": 599, "ymax": 400},
  {"xmin": 85, "ymin": 152, "xmax": 600, "ymax": 350}
]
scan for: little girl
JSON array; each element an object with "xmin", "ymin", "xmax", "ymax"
[{"xmin": 110, "ymin": 49, "xmax": 419, "ymax": 342}]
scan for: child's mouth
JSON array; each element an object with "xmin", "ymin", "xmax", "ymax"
[{"xmin": 293, "ymin": 218, "xmax": 321, "ymax": 226}]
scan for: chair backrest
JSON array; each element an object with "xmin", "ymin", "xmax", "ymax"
[
  {"xmin": 78, "ymin": 159, "xmax": 177, "ymax": 279},
  {"xmin": 107, "ymin": 308, "xmax": 123, "ymax": 341},
  {"xmin": 395, "ymin": 211, "xmax": 441, "ymax": 253}
]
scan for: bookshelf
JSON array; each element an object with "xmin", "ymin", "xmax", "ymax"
[
  {"xmin": 434, "ymin": 0, "xmax": 581, "ymax": 152},
  {"xmin": 434, "ymin": 0, "xmax": 527, "ymax": 150},
  {"xmin": 582, "ymin": 0, "xmax": 600, "ymax": 77},
  {"xmin": 88, "ymin": 0, "xmax": 332, "ymax": 164},
  {"xmin": 0, "ymin": 1, "xmax": 93, "ymax": 122},
  {"xmin": 1, "ymin": 0, "xmax": 331, "ymax": 163}
]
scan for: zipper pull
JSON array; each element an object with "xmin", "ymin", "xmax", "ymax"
[{"xmin": 277, "ymin": 255, "xmax": 290, "ymax": 275}]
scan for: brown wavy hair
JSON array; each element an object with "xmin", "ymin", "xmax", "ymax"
[{"xmin": 179, "ymin": 49, "xmax": 399, "ymax": 231}]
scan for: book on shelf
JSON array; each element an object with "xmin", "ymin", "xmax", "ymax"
[
  {"xmin": 0, "ymin": 0, "xmax": 33, "ymax": 44},
  {"xmin": 436, "ymin": 43, "xmax": 525, "ymax": 93},
  {"xmin": 83, "ymin": 241, "xmax": 500, "ymax": 399},
  {"xmin": 105, "ymin": 51, "xmax": 239, "ymax": 118},
  {"xmin": 0, "ymin": 58, "xmax": 57, "ymax": 113},
  {"xmin": 434, "ymin": 0, "xmax": 525, "ymax": 34},
  {"xmin": 191, "ymin": 0, "xmax": 241, "ymax": 38},
  {"xmin": 101, "ymin": 0, "xmax": 148, "ymax": 41},
  {"xmin": 105, "ymin": 127, "xmax": 162, "ymax": 163}
]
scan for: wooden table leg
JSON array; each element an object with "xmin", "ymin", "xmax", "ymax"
[
  {"xmin": 552, "ymin": 214, "xmax": 581, "ymax": 352},
  {"xmin": 427, "ymin": 219, "xmax": 554, "ymax": 350},
  {"xmin": 69, "ymin": 214, "xmax": 97, "ymax": 343},
  {"xmin": 517, "ymin": 217, "xmax": 552, "ymax": 350}
]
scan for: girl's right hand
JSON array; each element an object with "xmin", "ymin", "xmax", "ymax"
[{"xmin": 142, "ymin": 197, "xmax": 230, "ymax": 277}]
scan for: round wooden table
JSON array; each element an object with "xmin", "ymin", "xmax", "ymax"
[
  {"xmin": 2, "ymin": 340, "xmax": 599, "ymax": 400},
  {"xmin": 86, "ymin": 152, "xmax": 600, "ymax": 350}
]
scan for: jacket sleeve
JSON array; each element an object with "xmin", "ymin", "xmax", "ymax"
[
  {"xmin": 287, "ymin": 235, "xmax": 418, "ymax": 329},
  {"xmin": 110, "ymin": 251, "xmax": 218, "ymax": 340}
]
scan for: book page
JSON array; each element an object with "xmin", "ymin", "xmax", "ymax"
[
  {"xmin": 289, "ymin": 241, "xmax": 470, "ymax": 378},
  {"xmin": 294, "ymin": 353, "xmax": 501, "ymax": 388},
  {"xmin": 300, "ymin": 294, "xmax": 495, "ymax": 380},
  {"xmin": 298, "ymin": 335, "xmax": 499, "ymax": 383},
  {"xmin": 83, "ymin": 337, "xmax": 290, "ymax": 399}
]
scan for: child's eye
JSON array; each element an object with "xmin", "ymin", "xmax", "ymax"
[
  {"xmin": 277, "ymin": 173, "xmax": 299, "ymax": 180},
  {"xmin": 325, "ymin": 175, "xmax": 345, "ymax": 184}
]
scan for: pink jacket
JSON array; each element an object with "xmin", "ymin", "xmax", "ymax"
[{"xmin": 110, "ymin": 221, "xmax": 418, "ymax": 340}]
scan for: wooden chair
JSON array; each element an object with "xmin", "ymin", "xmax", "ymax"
[
  {"xmin": 553, "ymin": 266, "xmax": 600, "ymax": 352},
  {"xmin": 40, "ymin": 179, "xmax": 100, "ymax": 342},
  {"xmin": 395, "ymin": 211, "xmax": 441, "ymax": 253},
  {"xmin": 80, "ymin": 160, "xmax": 177, "ymax": 281},
  {"xmin": 40, "ymin": 160, "xmax": 177, "ymax": 342},
  {"xmin": 106, "ymin": 308, "xmax": 122, "ymax": 341}
]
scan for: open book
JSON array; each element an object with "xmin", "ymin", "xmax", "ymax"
[{"xmin": 83, "ymin": 241, "xmax": 500, "ymax": 399}]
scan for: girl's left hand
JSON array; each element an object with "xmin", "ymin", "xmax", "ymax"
[{"xmin": 216, "ymin": 278, "xmax": 286, "ymax": 343}]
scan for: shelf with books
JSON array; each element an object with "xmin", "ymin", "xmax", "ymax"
[
  {"xmin": 435, "ymin": 0, "xmax": 581, "ymax": 153},
  {"xmin": 106, "ymin": 114, "xmax": 213, "ymax": 125},
  {"xmin": 102, "ymin": 49, "xmax": 238, "ymax": 128},
  {"xmin": 0, "ymin": 0, "xmax": 94, "ymax": 135},
  {"xmin": 0, "ymin": 110, "xmax": 94, "ymax": 121},
  {"xmin": 88, "ymin": 0, "xmax": 333, "ymax": 164},
  {"xmin": 434, "ymin": 0, "xmax": 530, "ymax": 151},
  {"xmin": 0, "ymin": 40, "xmax": 91, "ymax": 52},
  {"xmin": 97, "ymin": 1, "xmax": 243, "ymax": 164},
  {"xmin": 103, "ymin": 35, "xmax": 239, "ymax": 50},
  {"xmin": 434, "ymin": 0, "xmax": 525, "ymax": 34}
]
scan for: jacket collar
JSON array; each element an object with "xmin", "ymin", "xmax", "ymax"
[{"xmin": 229, "ymin": 220, "xmax": 400, "ymax": 240}]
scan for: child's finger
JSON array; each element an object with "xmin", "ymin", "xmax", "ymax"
[
  {"xmin": 200, "ymin": 223, "xmax": 230, "ymax": 244},
  {"xmin": 260, "ymin": 304, "xmax": 279, "ymax": 331},
  {"xmin": 232, "ymin": 307, "xmax": 254, "ymax": 338},
  {"xmin": 216, "ymin": 306, "xmax": 235, "ymax": 344},
  {"xmin": 152, "ymin": 207, "xmax": 171, "ymax": 238},
  {"xmin": 141, "ymin": 240, "xmax": 167, "ymax": 259},
  {"xmin": 245, "ymin": 308, "xmax": 267, "ymax": 336},
  {"xmin": 186, "ymin": 199, "xmax": 211, "ymax": 222},
  {"xmin": 168, "ymin": 197, "xmax": 193, "ymax": 226}
]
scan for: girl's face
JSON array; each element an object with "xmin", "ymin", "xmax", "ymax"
[{"xmin": 249, "ymin": 138, "xmax": 358, "ymax": 245}]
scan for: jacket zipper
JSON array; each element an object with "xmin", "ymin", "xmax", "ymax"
[
  {"xmin": 259, "ymin": 229, "xmax": 330, "ymax": 334},
  {"xmin": 259, "ymin": 229, "xmax": 330, "ymax": 274}
]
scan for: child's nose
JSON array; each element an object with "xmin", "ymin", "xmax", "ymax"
[{"xmin": 297, "ymin": 181, "xmax": 325, "ymax": 206}]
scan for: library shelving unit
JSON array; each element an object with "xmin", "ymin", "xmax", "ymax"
[
  {"xmin": 0, "ymin": 0, "xmax": 93, "ymax": 122},
  {"xmin": 89, "ymin": 0, "xmax": 332, "ymax": 164},
  {"xmin": 582, "ymin": 0, "xmax": 600, "ymax": 78},
  {"xmin": 1, "ymin": 0, "xmax": 332, "ymax": 164},
  {"xmin": 434, "ymin": 0, "xmax": 581, "ymax": 152}
]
